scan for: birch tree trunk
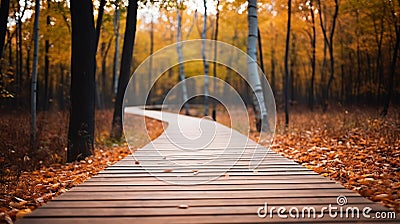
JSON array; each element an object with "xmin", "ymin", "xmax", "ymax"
[
  {"xmin": 247, "ymin": 0, "xmax": 268, "ymax": 132},
  {"xmin": 309, "ymin": 0, "xmax": 316, "ymax": 111},
  {"xmin": 202, "ymin": 0, "xmax": 209, "ymax": 116},
  {"xmin": 176, "ymin": 6, "xmax": 190, "ymax": 115},
  {"xmin": 112, "ymin": 2, "xmax": 120, "ymax": 97},
  {"xmin": 212, "ymin": 0, "xmax": 220, "ymax": 120}
]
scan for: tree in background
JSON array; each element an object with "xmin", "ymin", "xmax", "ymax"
[
  {"xmin": 67, "ymin": 0, "xmax": 97, "ymax": 162},
  {"xmin": 176, "ymin": 0, "xmax": 190, "ymax": 115},
  {"xmin": 30, "ymin": 0, "xmax": 40, "ymax": 148},
  {"xmin": 112, "ymin": 0, "xmax": 121, "ymax": 101},
  {"xmin": 317, "ymin": 0, "xmax": 339, "ymax": 111},
  {"xmin": 202, "ymin": 0, "xmax": 209, "ymax": 116},
  {"xmin": 212, "ymin": 0, "xmax": 220, "ymax": 121},
  {"xmin": 382, "ymin": 0, "xmax": 400, "ymax": 116},
  {"xmin": 0, "ymin": 0, "xmax": 10, "ymax": 58},
  {"xmin": 284, "ymin": 0, "xmax": 292, "ymax": 127},
  {"xmin": 247, "ymin": 0, "xmax": 268, "ymax": 132},
  {"xmin": 111, "ymin": 0, "xmax": 138, "ymax": 140}
]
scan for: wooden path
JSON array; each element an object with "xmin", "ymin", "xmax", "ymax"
[{"xmin": 19, "ymin": 107, "xmax": 398, "ymax": 223}]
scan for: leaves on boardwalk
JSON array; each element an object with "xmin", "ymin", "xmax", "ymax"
[{"xmin": 251, "ymin": 107, "xmax": 400, "ymax": 213}]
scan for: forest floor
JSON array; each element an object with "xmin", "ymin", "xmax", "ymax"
[
  {"xmin": 258, "ymin": 106, "xmax": 400, "ymax": 213},
  {"xmin": 0, "ymin": 106, "xmax": 399, "ymax": 223}
]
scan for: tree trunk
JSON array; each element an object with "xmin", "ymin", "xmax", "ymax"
[
  {"xmin": 202, "ymin": 0, "xmax": 209, "ymax": 116},
  {"xmin": 44, "ymin": 0, "xmax": 51, "ymax": 111},
  {"xmin": 176, "ymin": 7, "xmax": 190, "ymax": 115},
  {"xmin": 309, "ymin": 0, "xmax": 316, "ymax": 110},
  {"xmin": 101, "ymin": 37, "xmax": 112, "ymax": 108},
  {"xmin": 30, "ymin": 0, "xmax": 40, "ymax": 149},
  {"xmin": 94, "ymin": 0, "xmax": 106, "ymax": 110},
  {"xmin": 95, "ymin": 0, "xmax": 106, "ymax": 50},
  {"xmin": 147, "ymin": 18, "xmax": 154, "ymax": 104},
  {"xmin": 247, "ymin": 0, "xmax": 268, "ymax": 132},
  {"xmin": 317, "ymin": 0, "xmax": 339, "ymax": 111},
  {"xmin": 0, "ymin": 0, "xmax": 10, "ymax": 58},
  {"xmin": 212, "ymin": 0, "xmax": 220, "ymax": 121},
  {"xmin": 373, "ymin": 11, "xmax": 384, "ymax": 103},
  {"xmin": 112, "ymin": 2, "xmax": 120, "ymax": 99},
  {"xmin": 111, "ymin": 0, "xmax": 138, "ymax": 140},
  {"xmin": 270, "ymin": 36, "xmax": 276, "ymax": 94},
  {"xmin": 68, "ymin": 0, "xmax": 96, "ymax": 162},
  {"xmin": 382, "ymin": 1, "xmax": 400, "ymax": 116},
  {"xmin": 284, "ymin": 0, "xmax": 292, "ymax": 127}
]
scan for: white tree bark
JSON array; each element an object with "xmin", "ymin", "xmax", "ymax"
[
  {"xmin": 176, "ymin": 7, "xmax": 190, "ymax": 115},
  {"xmin": 247, "ymin": 0, "xmax": 268, "ymax": 131},
  {"xmin": 30, "ymin": 0, "xmax": 40, "ymax": 148},
  {"xmin": 113, "ymin": 3, "xmax": 120, "ymax": 95},
  {"xmin": 202, "ymin": 0, "xmax": 209, "ymax": 116}
]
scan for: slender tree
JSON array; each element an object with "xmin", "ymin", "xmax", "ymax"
[
  {"xmin": 95, "ymin": 0, "xmax": 106, "ymax": 49},
  {"xmin": 317, "ymin": 0, "xmax": 339, "ymax": 111},
  {"xmin": 112, "ymin": 1, "xmax": 121, "ymax": 98},
  {"xmin": 308, "ymin": 0, "xmax": 316, "ymax": 110},
  {"xmin": 247, "ymin": 0, "xmax": 268, "ymax": 132},
  {"xmin": 148, "ymin": 16, "xmax": 154, "ymax": 103},
  {"xmin": 68, "ymin": 0, "xmax": 96, "ymax": 162},
  {"xmin": 202, "ymin": 0, "xmax": 209, "ymax": 116},
  {"xmin": 382, "ymin": 0, "xmax": 400, "ymax": 116},
  {"xmin": 212, "ymin": 0, "xmax": 220, "ymax": 121},
  {"xmin": 111, "ymin": 0, "xmax": 138, "ymax": 140},
  {"xmin": 0, "ymin": 0, "xmax": 10, "ymax": 58},
  {"xmin": 284, "ymin": 0, "xmax": 292, "ymax": 127},
  {"xmin": 30, "ymin": 0, "xmax": 40, "ymax": 148},
  {"xmin": 44, "ymin": 0, "xmax": 50, "ymax": 110},
  {"xmin": 176, "ymin": 1, "xmax": 190, "ymax": 115}
]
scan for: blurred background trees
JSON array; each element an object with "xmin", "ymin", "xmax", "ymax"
[{"xmin": 0, "ymin": 0, "xmax": 399, "ymax": 159}]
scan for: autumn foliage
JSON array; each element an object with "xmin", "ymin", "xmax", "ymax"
[
  {"xmin": 0, "ymin": 110, "xmax": 163, "ymax": 222},
  {"xmin": 252, "ymin": 106, "xmax": 400, "ymax": 213}
]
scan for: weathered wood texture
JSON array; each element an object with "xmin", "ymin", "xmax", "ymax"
[{"xmin": 18, "ymin": 107, "xmax": 398, "ymax": 223}]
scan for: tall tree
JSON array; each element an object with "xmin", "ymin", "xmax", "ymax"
[
  {"xmin": 111, "ymin": 0, "xmax": 138, "ymax": 140},
  {"xmin": 202, "ymin": 0, "xmax": 209, "ymax": 116},
  {"xmin": 212, "ymin": 0, "xmax": 220, "ymax": 121},
  {"xmin": 284, "ymin": 0, "xmax": 292, "ymax": 127},
  {"xmin": 382, "ymin": 0, "xmax": 400, "ymax": 116},
  {"xmin": 112, "ymin": 1, "xmax": 121, "ymax": 99},
  {"xmin": 0, "ymin": 0, "xmax": 10, "ymax": 58},
  {"xmin": 44, "ymin": 0, "xmax": 51, "ymax": 110},
  {"xmin": 30, "ymin": 0, "xmax": 40, "ymax": 148},
  {"xmin": 317, "ymin": 0, "xmax": 339, "ymax": 111},
  {"xmin": 247, "ymin": 0, "xmax": 268, "ymax": 132},
  {"xmin": 68, "ymin": 0, "xmax": 96, "ymax": 162},
  {"xmin": 176, "ymin": 1, "xmax": 190, "ymax": 115},
  {"xmin": 147, "ymin": 15, "xmax": 154, "ymax": 103},
  {"xmin": 307, "ymin": 0, "xmax": 316, "ymax": 110},
  {"xmin": 95, "ymin": 0, "xmax": 106, "ymax": 49}
]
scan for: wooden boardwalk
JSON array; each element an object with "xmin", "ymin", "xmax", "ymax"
[{"xmin": 19, "ymin": 107, "xmax": 398, "ymax": 223}]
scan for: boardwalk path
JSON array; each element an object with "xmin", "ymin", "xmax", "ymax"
[{"xmin": 19, "ymin": 107, "xmax": 398, "ymax": 223}]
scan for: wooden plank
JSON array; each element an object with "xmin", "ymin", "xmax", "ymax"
[
  {"xmin": 18, "ymin": 216, "xmax": 399, "ymax": 224},
  {"xmin": 54, "ymin": 189, "xmax": 360, "ymax": 200},
  {"xmin": 70, "ymin": 183, "xmax": 346, "ymax": 191},
  {"xmin": 26, "ymin": 204, "xmax": 391, "ymax": 217},
  {"xmin": 17, "ymin": 107, "xmax": 398, "ymax": 224},
  {"xmin": 43, "ymin": 197, "xmax": 376, "ymax": 208}
]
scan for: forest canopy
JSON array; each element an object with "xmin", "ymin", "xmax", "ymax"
[{"xmin": 0, "ymin": 0, "xmax": 399, "ymax": 112}]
